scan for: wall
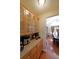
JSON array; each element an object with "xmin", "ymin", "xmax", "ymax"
[{"xmin": 39, "ymin": 17, "xmax": 46, "ymax": 51}]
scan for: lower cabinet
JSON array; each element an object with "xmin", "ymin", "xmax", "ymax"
[{"xmin": 21, "ymin": 39, "xmax": 43, "ymax": 59}]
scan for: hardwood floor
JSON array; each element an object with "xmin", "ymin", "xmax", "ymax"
[
  {"xmin": 39, "ymin": 36, "xmax": 59, "ymax": 59},
  {"xmin": 52, "ymin": 41, "xmax": 59, "ymax": 55},
  {"xmin": 39, "ymin": 51, "xmax": 50, "ymax": 59}
]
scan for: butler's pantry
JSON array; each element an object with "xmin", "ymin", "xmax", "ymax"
[{"xmin": 20, "ymin": 0, "xmax": 59, "ymax": 59}]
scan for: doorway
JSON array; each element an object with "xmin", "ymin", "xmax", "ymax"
[{"xmin": 40, "ymin": 16, "xmax": 59, "ymax": 59}]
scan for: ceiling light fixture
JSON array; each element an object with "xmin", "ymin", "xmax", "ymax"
[{"xmin": 38, "ymin": 0, "xmax": 45, "ymax": 6}]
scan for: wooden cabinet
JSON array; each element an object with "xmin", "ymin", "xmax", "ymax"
[
  {"xmin": 20, "ymin": 4, "xmax": 39, "ymax": 35},
  {"xmin": 36, "ymin": 40, "xmax": 43, "ymax": 59},
  {"xmin": 21, "ymin": 39, "xmax": 43, "ymax": 59}
]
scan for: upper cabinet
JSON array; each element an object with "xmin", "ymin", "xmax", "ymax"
[{"xmin": 20, "ymin": 4, "xmax": 39, "ymax": 36}]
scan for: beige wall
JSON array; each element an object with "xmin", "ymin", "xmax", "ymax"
[{"xmin": 39, "ymin": 17, "xmax": 46, "ymax": 50}]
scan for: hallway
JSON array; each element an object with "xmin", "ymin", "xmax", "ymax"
[{"xmin": 40, "ymin": 36, "xmax": 59, "ymax": 59}]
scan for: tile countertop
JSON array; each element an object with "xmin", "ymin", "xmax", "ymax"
[{"xmin": 20, "ymin": 38, "xmax": 42, "ymax": 58}]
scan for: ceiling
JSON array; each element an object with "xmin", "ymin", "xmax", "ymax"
[{"xmin": 21, "ymin": 0, "xmax": 59, "ymax": 18}]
